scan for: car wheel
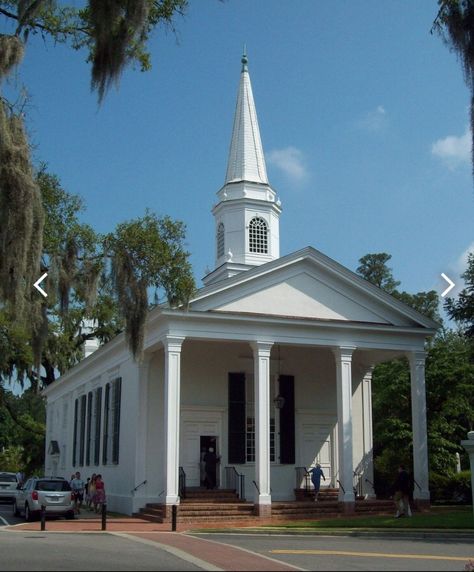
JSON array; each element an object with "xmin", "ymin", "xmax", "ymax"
[
  {"xmin": 25, "ymin": 504, "xmax": 33, "ymax": 522},
  {"xmin": 13, "ymin": 500, "xmax": 20, "ymax": 517},
  {"xmin": 65, "ymin": 511, "xmax": 75, "ymax": 520}
]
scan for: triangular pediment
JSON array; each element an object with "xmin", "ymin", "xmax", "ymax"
[{"xmin": 191, "ymin": 248, "xmax": 439, "ymax": 330}]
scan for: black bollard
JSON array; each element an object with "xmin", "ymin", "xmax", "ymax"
[
  {"xmin": 101, "ymin": 503, "xmax": 107, "ymax": 531},
  {"xmin": 171, "ymin": 505, "xmax": 177, "ymax": 532},
  {"xmin": 40, "ymin": 505, "xmax": 46, "ymax": 531}
]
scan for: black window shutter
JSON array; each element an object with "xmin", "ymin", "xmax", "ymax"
[
  {"xmin": 79, "ymin": 395, "xmax": 87, "ymax": 466},
  {"xmin": 279, "ymin": 375, "xmax": 295, "ymax": 464},
  {"xmin": 72, "ymin": 399, "xmax": 78, "ymax": 466},
  {"xmin": 103, "ymin": 383, "xmax": 110, "ymax": 465},
  {"xmin": 86, "ymin": 392, "xmax": 93, "ymax": 466},
  {"xmin": 94, "ymin": 387, "xmax": 102, "ymax": 466},
  {"xmin": 112, "ymin": 378, "xmax": 122, "ymax": 464},
  {"xmin": 228, "ymin": 373, "xmax": 246, "ymax": 464}
]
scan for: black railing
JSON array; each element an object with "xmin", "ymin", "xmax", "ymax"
[
  {"xmin": 336, "ymin": 479, "xmax": 345, "ymax": 494},
  {"xmin": 365, "ymin": 478, "xmax": 375, "ymax": 493},
  {"xmin": 353, "ymin": 471, "xmax": 363, "ymax": 498},
  {"xmin": 224, "ymin": 466, "xmax": 245, "ymax": 500},
  {"xmin": 179, "ymin": 467, "xmax": 186, "ymax": 499},
  {"xmin": 252, "ymin": 480, "xmax": 260, "ymax": 495},
  {"xmin": 130, "ymin": 479, "xmax": 147, "ymax": 495},
  {"xmin": 295, "ymin": 466, "xmax": 311, "ymax": 495},
  {"xmin": 413, "ymin": 478, "xmax": 422, "ymax": 491}
]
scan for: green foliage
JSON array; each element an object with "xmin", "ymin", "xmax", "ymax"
[
  {"xmin": 0, "ymin": 445, "xmax": 23, "ymax": 472},
  {"xmin": 0, "ymin": 387, "xmax": 45, "ymax": 475},
  {"xmin": 445, "ymin": 252, "xmax": 474, "ymax": 337},
  {"xmin": 430, "ymin": 470, "xmax": 472, "ymax": 503},
  {"xmin": 357, "ymin": 253, "xmax": 401, "ymax": 293}
]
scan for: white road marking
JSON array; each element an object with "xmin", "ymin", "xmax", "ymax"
[{"xmin": 0, "ymin": 515, "xmax": 10, "ymax": 526}]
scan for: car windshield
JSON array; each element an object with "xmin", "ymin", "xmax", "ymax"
[
  {"xmin": 0, "ymin": 474, "xmax": 17, "ymax": 482},
  {"xmin": 36, "ymin": 481, "xmax": 71, "ymax": 492}
]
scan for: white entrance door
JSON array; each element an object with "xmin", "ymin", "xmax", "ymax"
[
  {"xmin": 300, "ymin": 423, "xmax": 333, "ymax": 488},
  {"xmin": 181, "ymin": 412, "xmax": 222, "ymax": 487}
]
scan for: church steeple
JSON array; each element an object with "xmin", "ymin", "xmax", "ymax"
[
  {"xmin": 203, "ymin": 52, "xmax": 282, "ymax": 287},
  {"xmin": 224, "ymin": 50, "xmax": 269, "ymax": 186}
]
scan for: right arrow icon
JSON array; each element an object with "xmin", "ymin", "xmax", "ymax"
[{"xmin": 441, "ymin": 273, "xmax": 455, "ymax": 298}]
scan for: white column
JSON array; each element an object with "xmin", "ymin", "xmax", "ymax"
[
  {"xmin": 163, "ymin": 335, "xmax": 185, "ymax": 505},
  {"xmin": 409, "ymin": 351, "xmax": 430, "ymax": 502},
  {"xmin": 361, "ymin": 369, "xmax": 375, "ymax": 498},
  {"xmin": 334, "ymin": 346, "xmax": 356, "ymax": 505},
  {"xmin": 251, "ymin": 341, "xmax": 273, "ymax": 509},
  {"xmin": 133, "ymin": 356, "xmax": 151, "ymax": 510}
]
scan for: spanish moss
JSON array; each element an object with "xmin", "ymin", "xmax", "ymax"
[
  {"xmin": 0, "ymin": 101, "xmax": 44, "ymax": 322},
  {"xmin": 0, "ymin": 35, "xmax": 24, "ymax": 78},
  {"xmin": 111, "ymin": 249, "xmax": 148, "ymax": 360},
  {"xmin": 89, "ymin": 0, "xmax": 149, "ymax": 102}
]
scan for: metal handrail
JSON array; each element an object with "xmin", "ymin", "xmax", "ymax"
[
  {"xmin": 295, "ymin": 466, "xmax": 311, "ymax": 495},
  {"xmin": 130, "ymin": 479, "xmax": 147, "ymax": 495},
  {"xmin": 336, "ymin": 479, "xmax": 345, "ymax": 494},
  {"xmin": 179, "ymin": 467, "xmax": 186, "ymax": 499},
  {"xmin": 252, "ymin": 480, "xmax": 260, "ymax": 495},
  {"xmin": 413, "ymin": 478, "xmax": 421, "ymax": 491},
  {"xmin": 224, "ymin": 466, "xmax": 246, "ymax": 500}
]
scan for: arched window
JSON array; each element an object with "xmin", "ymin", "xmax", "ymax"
[
  {"xmin": 217, "ymin": 222, "xmax": 225, "ymax": 258},
  {"xmin": 249, "ymin": 217, "xmax": 268, "ymax": 254}
]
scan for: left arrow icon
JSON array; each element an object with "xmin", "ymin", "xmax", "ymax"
[{"xmin": 33, "ymin": 272, "xmax": 48, "ymax": 297}]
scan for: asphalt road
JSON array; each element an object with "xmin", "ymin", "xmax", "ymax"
[
  {"xmin": 0, "ymin": 530, "xmax": 206, "ymax": 571},
  {"xmin": 191, "ymin": 532, "xmax": 474, "ymax": 572}
]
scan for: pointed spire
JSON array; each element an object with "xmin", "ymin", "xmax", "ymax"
[{"xmin": 225, "ymin": 50, "xmax": 269, "ymax": 185}]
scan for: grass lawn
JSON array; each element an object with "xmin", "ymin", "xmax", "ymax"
[{"xmin": 265, "ymin": 506, "xmax": 473, "ymax": 530}]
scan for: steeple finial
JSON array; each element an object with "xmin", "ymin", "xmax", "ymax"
[{"xmin": 241, "ymin": 44, "xmax": 248, "ymax": 72}]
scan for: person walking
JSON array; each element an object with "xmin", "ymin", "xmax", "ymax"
[
  {"xmin": 308, "ymin": 463, "xmax": 326, "ymax": 501},
  {"xmin": 393, "ymin": 465, "xmax": 412, "ymax": 518},
  {"xmin": 87, "ymin": 474, "xmax": 96, "ymax": 510},
  {"xmin": 93, "ymin": 474, "xmax": 106, "ymax": 514},
  {"xmin": 70, "ymin": 471, "xmax": 85, "ymax": 514}
]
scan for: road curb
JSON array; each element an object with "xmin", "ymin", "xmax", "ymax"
[{"xmin": 188, "ymin": 528, "xmax": 474, "ymax": 541}]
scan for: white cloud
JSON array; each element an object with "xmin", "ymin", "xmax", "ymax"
[
  {"xmin": 357, "ymin": 105, "xmax": 388, "ymax": 132},
  {"xmin": 431, "ymin": 128, "xmax": 471, "ymax": 170},
  {"xmin": 266, "ymin": 146, "xmax": 308, "ymax": 183}
]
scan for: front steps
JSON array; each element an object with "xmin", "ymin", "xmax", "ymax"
[
  {"xmin": 135, "ymin": 488, "xmax": 254, "ymax": 524},
  {"xmin": 134, "ymin": 488, "xmax": 395, "ymax": 524}
]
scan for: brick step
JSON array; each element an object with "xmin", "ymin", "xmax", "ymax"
[{"xmin": 181, "ymin": 497, "xmax": 240, "ymax": 503}]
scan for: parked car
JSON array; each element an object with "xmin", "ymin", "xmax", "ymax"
[
  {"xmin": 0, "ymin": 472, "xmax": 19, "ymax": 503},
  {"xmin": 14, "ymin": 477, "xmax": 75, "ymax": 521}
]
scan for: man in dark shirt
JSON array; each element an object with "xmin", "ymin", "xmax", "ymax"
[
  {"xmin": 204, "ymin": 447, "xmax": 219, "ymax": 489},
  {"xmin": 393, "ymin": 465, "xmax": 411, "ymax": 518}
]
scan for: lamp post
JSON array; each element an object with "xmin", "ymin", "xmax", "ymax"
[{"xmin": 461, "ymin": 431, "xmax": 474, "ymax": 517}]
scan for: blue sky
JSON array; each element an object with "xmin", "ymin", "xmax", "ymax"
[{"xmin": 12, "ymin": 0, "xmax": 474, "ymax": 299}]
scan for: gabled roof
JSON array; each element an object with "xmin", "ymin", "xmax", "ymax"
[
  {"xmin": 190, "ymin": 246, "xmax": 440, "ymax": 331},
  {"xmin": 224, "ymin": 52, "xmax": 268, "ymax": 185}
]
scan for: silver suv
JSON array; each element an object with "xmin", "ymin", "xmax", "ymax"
[
  {"xmin": 14, "ymin": 477, "xmax": 74, "ymax": 521},
  {"xmin": 0, "ymin": 472, "xmax": 19, "ymax": 503}
]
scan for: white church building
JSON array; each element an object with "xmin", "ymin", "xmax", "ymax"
[{"xmin": 44, "ymin": 54, "xmax": 438, "ymax": 518}]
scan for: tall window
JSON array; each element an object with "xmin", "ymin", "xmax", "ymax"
[
  {"xmin": 217, "ymin": 222, "xmax": 225, "ymax": 258},
  {"xmin": 245, "ymin": 375, "xmax": 275, "ymax": 463},
  {"xmin": 249, "ymin": 217, "xmax": 268, "ymax": 254},
  {"xmin": 102, "ymin": 378, "xmax": 122, "ymax": 465}
]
